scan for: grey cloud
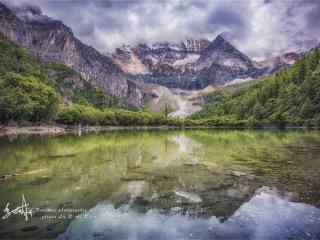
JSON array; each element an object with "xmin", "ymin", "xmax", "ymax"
[
  {"xmin": 1, "ymin": 0, "xmax": 319, "ymax": 59},
  {"xmin": 207, "ymin": 4, "xmax": 250, "ymax": 41},
  {"xmin": 6, "ymin": 1, "xmax": 53, "ymax": 23},
  {"xmin": 208, "ymin": 6, "xmax": 247, "ymax": 29},
  {"xmin": 304, "ymin": 1, "xmax": 320, "ymax": 30}
]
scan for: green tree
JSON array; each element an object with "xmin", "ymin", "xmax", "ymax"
[
  {"xmin": 0, "ymin": 73, "xmax": 58, "ymax": 122},
  {"xmin": 299, "ymin": 98, "xmax": 315, "ymax": 119},
  {"xmin": 164, "ymin": 103, "xmax": 169, "ymax": 119},
  {"xmin": 252, "ymin": 102, "xmax": 265, "ymax": 120},
  {"xmin": 297, "ymin": 59, "xmax": 307, "ymax": 84}
]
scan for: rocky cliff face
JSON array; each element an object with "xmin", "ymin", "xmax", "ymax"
[
  {"xmin": 112, "ymin": 40, "xmax": 206, "ymax": 89},
  {"xmin": 0, "ymin": 2, "xmax": 146, "ymax": 107},
  {"xmin": 114, "ymin": 39, "xmax": 210, "ymax": 75},
  {"xmin": 182, "ymin": 39, "xmax": 211, "ymax": 53}
]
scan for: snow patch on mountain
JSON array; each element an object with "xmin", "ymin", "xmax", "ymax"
[
  {"xmin": 224, "ymin": 77, "xmax": 254, "ymax": 86},
  {"xmin": 173, "ymin": 54, "xmax": 199, "ymax": 67}
]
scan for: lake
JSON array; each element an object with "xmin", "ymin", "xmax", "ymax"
[{"xmin": 0, "ymin": 129, "xmax": 320, "ymax": 239}]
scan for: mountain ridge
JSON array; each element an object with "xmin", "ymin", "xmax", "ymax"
[
  {"xmin": 113, "ymin": 34, "xmax": 300, "ymax": 90},
  {"xmin": 196, "ymin": 34, "xmax": 254, "ymax": 71}
]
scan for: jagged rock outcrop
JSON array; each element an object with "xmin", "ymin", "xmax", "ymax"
[
  {"xmin": 112, "ymin": 45, "xmax": 149, "ymax": 75},
  {"xmin": 0, "ymin": 2, "xmax": 145, "ymax": 107},
  {"xmin": 182, "ymin": 39, "xmax": 211, "ymax": 53}
]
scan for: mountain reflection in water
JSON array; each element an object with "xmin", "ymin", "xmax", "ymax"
[{"xmin": 59, "ymin": 187, "xmax": 320, "ymax": 240}]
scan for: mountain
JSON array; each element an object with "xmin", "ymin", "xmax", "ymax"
[
  {"xmin": 111, "ymin": 37, "xmax": 216, "ymax": 89},
  {"xmin": 113, "ymin": 35, "xmax": 293, "ymax": 90},
  {"xmin": 195, "ymin": 35, "xmax": 254, "ymax": 71},
  {"xmin": 0, "ymin": 2, "xmax": 145, "ymax": 107}
]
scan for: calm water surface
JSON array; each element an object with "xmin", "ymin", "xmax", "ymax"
[{"xmin": 0, "ymin": 129, "xmax": 320, "ymax": 239}]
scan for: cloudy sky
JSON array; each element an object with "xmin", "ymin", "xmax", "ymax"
[{"xmin": 3, "ymin": 0, "xmax": 320, "ymax": 60}]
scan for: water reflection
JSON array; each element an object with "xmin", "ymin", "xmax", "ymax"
[
  {"xmin": 58, "ymin": 187, "xmax": 320, "ymax": 240},
  {"xmin": 0, "ymin": 130, "xmax": 320, "ymax": 239}
]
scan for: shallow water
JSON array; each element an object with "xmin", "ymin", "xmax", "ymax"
[{"xmin": 0, "ymin": 129, "xmax": 319, "ymax": 239}]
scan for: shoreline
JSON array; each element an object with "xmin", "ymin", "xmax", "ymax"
[
  {"xmin": 0, "ymin": 124, "xmax": 318, "ymax": 136},
  {"xmin": 0, "ymin": 125, "xmax": 67, "ymax": 136},
  {"xmin": 0, "ymin": 125, "xmax": 186, "ymax": 136}
]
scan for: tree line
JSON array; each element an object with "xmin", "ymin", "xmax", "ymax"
[{"xmin": 192, "ymin": 47, "xmax": 320, "ymax": 127}]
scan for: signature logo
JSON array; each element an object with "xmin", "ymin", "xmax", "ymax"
[{"xmin": 2, "ymin": 194, "xmax": 33, "ymax": 221}]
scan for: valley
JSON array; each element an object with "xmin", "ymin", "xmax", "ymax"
[
  {"xmin": 0, "ymin": 1, "xmax": 301, "ymax": 116},
  {"xmin": 168, "ymin": 88, "xmax": 202, "ymax": 118},
  {"xmin": 168, "ymin": 87, "xmax": 217, "ymax": 117}
]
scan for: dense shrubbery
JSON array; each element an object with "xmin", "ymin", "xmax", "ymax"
[
  {"xmin": 0, "ymin": 35, "xmax": 44, "ymax": 78},
  {"xmin": 55, "ymin": 103, "xmax": 251, "ymax": 127},
  {"xmin": 56, "ymin": 104, "xmax": 173, "ymax": 126},
  {"xmin": 192, "ymin": 48, "xmax": 320, "ymax": 127},
  {"xmin": 0, "ymin": 35, "xmax": 59, "ymax": 122},
  {"xmin": 72, "ymin": 83, "xmax": 121, "ymax": 109}
]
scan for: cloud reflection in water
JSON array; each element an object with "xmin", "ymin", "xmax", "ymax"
[{"xmin": 58, "ymin": 187, "xmax": 320, "ymax": 240}]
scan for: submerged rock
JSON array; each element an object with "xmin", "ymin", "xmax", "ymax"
[
  {"xmin": 175, "ymin": 191, "xmax": 202, "ymax": 203},
  {"xmin": 230, "ymin": 171, "xmax": 247, "ymax": 177},
  {"xmin": 48, "ymin": 153, "xmax": 77, "ymax": 158},
  {"xmin": 0, "ymin": 174, "xmax": 16, "ymax": 181},
  {"xmin": 120, "ymin": 176, "xmax": 146, "ymax": 181},
  {"xmin": 21, "ymin": 225, "xmax": 39, "ymax": 232},
  {"xmin": 30, "ymin": 177, "xmax": 51, "ymax": 185}
]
